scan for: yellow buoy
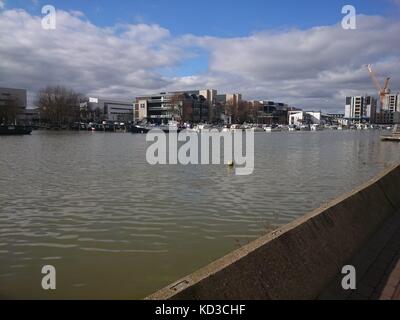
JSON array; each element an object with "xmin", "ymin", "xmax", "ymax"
[{"xmin": 228, "ymin": 160, "xmax": 234, "ymax": 167}]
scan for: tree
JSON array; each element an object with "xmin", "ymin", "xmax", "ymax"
[
  {"xmin": 169, "ymin": 93, "xmax": 193, "ymax": 123},
  {"xmin": 35, "ymin": 86, "xmax": 85, "ymax": 127},
  {"xmin": 0, "ymin": 97, "xmax": 18, "ymax": 124},
  {"xmin": 224, "ymin": 100, "xmax": 235, "ymax": 123},
  {"xmin": 237, "ymin": 100, "xmax": 250, "ymax": 123},
  {"xmin": 169, "ymin": 94, "xmax": 183, "ymax": 121}
]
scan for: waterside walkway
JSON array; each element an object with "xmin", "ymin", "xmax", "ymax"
[{"xmin": 320, "ymin": 212, "xmax": 400, "ymax": 300}]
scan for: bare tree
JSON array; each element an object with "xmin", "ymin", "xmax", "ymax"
[
  {"xmin": 35, "ymin": 86, "xmax": 85, "ymax": 127},
  {"xmin": 169, "ymin": 94, "xmax": 183, "ymax": 121},
  {"xmin": 237, "ymin": 100, "xmax": 250, "ymax": 123},
  {"xmin": 169, "ymin": 93, "xmax": 193, "ymax": 123}
]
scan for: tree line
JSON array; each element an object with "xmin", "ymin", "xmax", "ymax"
[{"xmin": 35, "ymin": 86, "xmax": 87, "ymax": 127}]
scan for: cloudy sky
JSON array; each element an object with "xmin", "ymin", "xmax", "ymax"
[{"xmin": 0, "ymin": 0, "xmax": 399, "ymax": 112}]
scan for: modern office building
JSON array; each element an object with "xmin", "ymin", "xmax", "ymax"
[
  {"xmin": 134, "ymin": 92, "xmax": 188, "ymax": 123},
  {"xmin": 199, "ymin": 89, "xmax": 218, "ymax": 122},
  {"xmin": 344, "ymin": 95, "xmax": 377, "ymax": 123},
  {"xmin": 259, "ymin": 100, "xmax": 290, "ymax": 124},
  {"xmin": 247, "ymin": 100, "xmax": 293, "ymax": 124},
  {"xmin": 87, "ymin": 97, "xmax": 133, "ymax": 122},
  {"xmin": 135, "ymin": 90, "xmax": 236, "ymax": 124},
  {"xmin": 214, "ymin": 93, "xmax": 243, "ymax": 124},
  {"xmin": 0, "ymin": 87, "xmax": 27, "ymax": 123}
]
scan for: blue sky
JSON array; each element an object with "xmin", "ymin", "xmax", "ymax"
[
  {"xmin": 6, "ymin": 0, "xmax": 396, "ymax": 35},
  {"xmin": 1, "ymin": 0, "xmax": 399, "ymax": 111}
]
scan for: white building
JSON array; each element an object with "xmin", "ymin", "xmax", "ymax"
[
  {"xmin": 288, "ymin": 111, "xmax": 321, "ymax": 126},
  {"xmin": 88, "ymin": 97, "xmax": 133, "ymax": 122}
]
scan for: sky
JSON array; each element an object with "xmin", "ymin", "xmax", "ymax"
[{"xmin": 0, "ymin": 0, "xmax": 399, "ymax": 112}]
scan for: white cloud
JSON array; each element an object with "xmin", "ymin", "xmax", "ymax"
[
  {"xmin": 178, "ymin": 15, "xmax": 400, "ymax": 110},
  {"xmin": 0, "ymin": 9, "xmax": 399, "ymax": 112},
  {"xmin": 0, "ymin": 9, "xmax": 184, "ymax": 104},
  {"xmin": 0, "ymin": 1, "xmax": 5, "ymax": 10}
]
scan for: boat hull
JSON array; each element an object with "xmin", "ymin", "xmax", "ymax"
[
  {"xmin": 131, "ymin": 125, "xmax": 182, "ymax": 134},
  {"xmin": 0, "ymin": 125, "xmax": 32, "ymax": 135}
]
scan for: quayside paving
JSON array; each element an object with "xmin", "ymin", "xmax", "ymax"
[{"xmin": 320, "ymin": 211, "xmax": 400, "ymax": 300}]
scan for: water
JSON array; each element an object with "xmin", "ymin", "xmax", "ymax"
[{"xmin": 0, "ymin": 130, "xmax": 399, "ymax": 299}]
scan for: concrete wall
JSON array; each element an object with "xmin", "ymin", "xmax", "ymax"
[{"xmin": 147, "ymin": 162, "xmax": 400, "ymax": 300}]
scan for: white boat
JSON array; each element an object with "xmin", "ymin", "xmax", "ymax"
[
  {"xmin": 191, "ymin": 124, "xmax": 212, "ymax": 132},
  {"xmin": 248, "ymin": 126, "xmax": 265, "ymax": 132},
  {"xmin": 264, "ymin": 125, "xmax": 282, "ymax": 132},
  {"xmin": 300, "ymin": 124, "xmax": 311, "ymax": 131},
  {"xmin": 230, "ymin": 124, "xmax": 243, "ymax": 132},
  {"xmin": 288, "ymin": 125, "xmax": 297, "ymax": 131},
  {"xmin": 310, "ymin": 124, "xmax": 323, "ymax": 131}
]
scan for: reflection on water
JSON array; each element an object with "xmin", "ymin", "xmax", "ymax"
[{"xmin": 0, "ymin": 130, "xmax": 399, "ymax": 299}]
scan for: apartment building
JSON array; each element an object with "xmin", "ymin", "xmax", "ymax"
[
  {"xmin": 345, "ymin": 96, "xmax": 377, "ymax": 123},
  {"xmin": 379, "ymin": 94, "xmax": 400, "ymax": 124}
]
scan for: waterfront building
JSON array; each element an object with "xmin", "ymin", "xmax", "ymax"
[
  {"xmin": 344, "ymin": 95, "xmax": 377, "ymax": 123},
  {"xmin": 134, "ymin": 90, "xmax": 244, "ymax": 124},
  {"xmin": 199, "ymin": 89, "xmax": 218, "ymax": 122},
  {"xmin": 256, "ymin": 101, "xmax": 292, "ymax": 125},
  {"xmin": 0, "ymin": 87, "xmax": 27, "ymax": 124},
  {"xmin": 214, "ymin": 93, "xmax": 244, "ymax": 124},
  {"xmin": 288, "ymin": 110, "xmax": 321, "ymax": 126},
  {"xmin": 134, "ymin": 91, "xmax": 210, "ymax": 124},
  {"xmin": 378, "ymin": 94, "xmax": 400, "ymax": 124},
  {"xmin": 87, "ymin": 97, "xmax": 133, "ymax": 122}
]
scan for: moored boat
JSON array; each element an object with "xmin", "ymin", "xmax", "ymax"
[
  {"xmin": 299, "ymin": 124, "xmax": 311, "ymax": 131},
  {"xmin": 381, "ymin": 125, "xmax": 400, "ymax": 142},
  {"xmin": 230, "ymin": 124, "xmax": 243, "ymax": 132},
  {"xmin": 248, "ymin": 126, "xmax": 264, "ymax": 132},
  {"xmin": 311, "ymin": 124, "xmax": 323, "ymax": 131},
  {"xmin": 264, "ymin": 125, "xmax": 282, "ymax": 132},
  {"xmin": 131, "ymin": 123, "xmax": 182, "ymax": 134},
  {"xmin": 0, "ymin": 125, "xmax": 32, "ymax": 135}
]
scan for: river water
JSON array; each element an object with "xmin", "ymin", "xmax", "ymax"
[{"xmin": 0, "ymin": 130, "xmax": 399, "ymax": 299}]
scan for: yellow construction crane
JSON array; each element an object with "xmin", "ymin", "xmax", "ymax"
[{"xmin": 366, "ymin": 64, "xmax": 391, "ymax": 106}]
